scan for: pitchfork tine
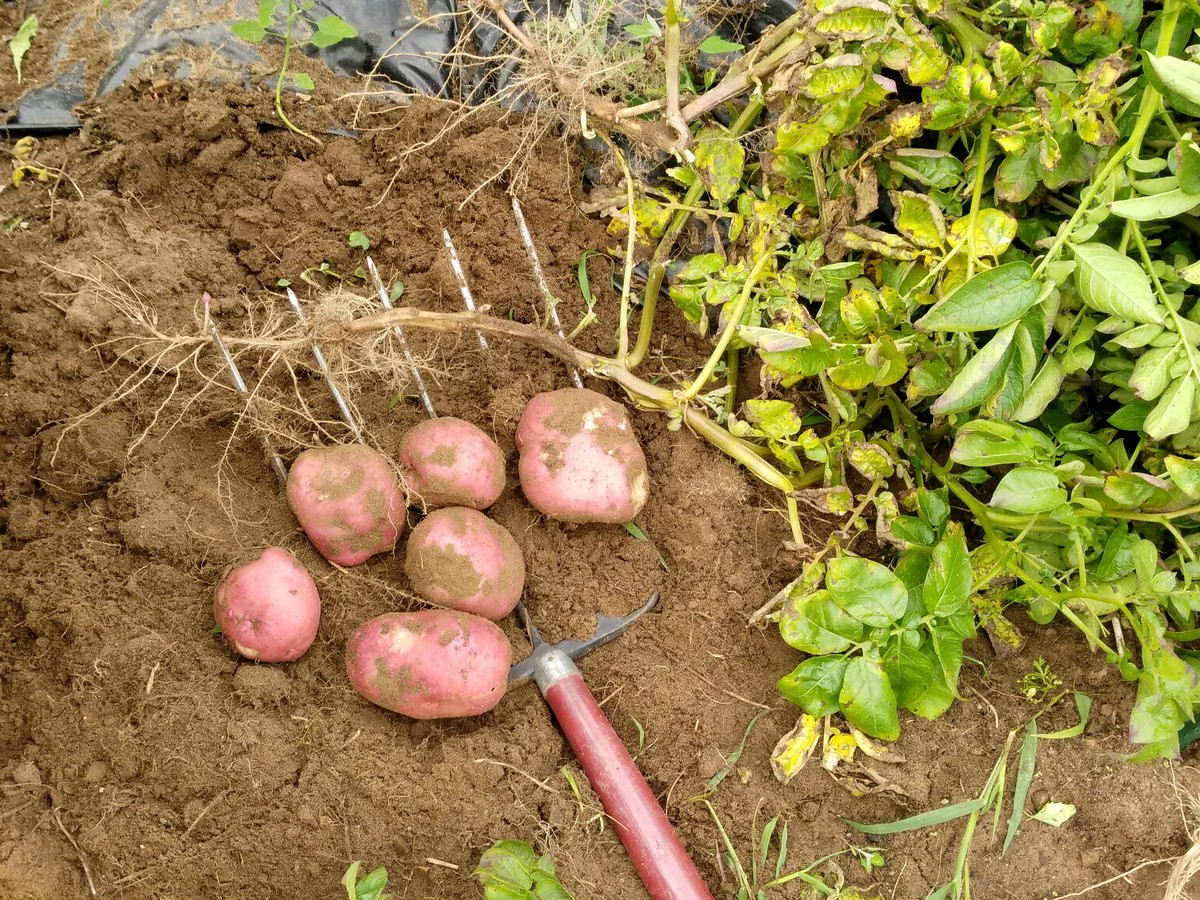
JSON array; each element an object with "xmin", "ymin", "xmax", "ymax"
[
  {"xmin": 285, "ymin": 287, "xmax": 366, "ymax": 444},
  {"xmin": 511, "ymin": 197, "xmax": 584, "ymax": 389},
  {"xmin": 365, "ymin": 256, "xmax": 438, "ymax": 420},
  {"xmin": 441, "ymin": 229, "xmax": 489, "ymax": 351}
]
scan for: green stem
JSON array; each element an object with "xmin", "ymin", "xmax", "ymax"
[
  {"xmin": 725, "ymin": 345, "xmax": 739, "ymax": 420},
  {"xmin": 679, "ymin": 251, "xmax": 773, "ymax": 403},
  {"xmin": 1130, "ymin": 221, "xmax": 1200, "ymax": 387},
  {"xmin": 628, "ymin": 94, "xmax": 765, "ymax": 371},
  {"xmin": 275, "ymin": 2, "xmax": 319, "ymax": 144},
  {"xmin": 964, "ymin": 116, "xmax": 993, "ymax": 280}
]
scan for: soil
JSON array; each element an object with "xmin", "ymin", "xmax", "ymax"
[{"xmin": 2, "ymin": 6, "xmax": 1199, "ymax": 900}]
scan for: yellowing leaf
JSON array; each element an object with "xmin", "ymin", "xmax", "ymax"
[
  {"xmin": 770, "ymin": 714, "xmax": 821, "ymax": 784},
  {"xmin": 950, "ymin": 208, "xmax": 1018, "ymax": 257},
  {"xmin": 891, "ymin": 190, "xmax": 946, "ymax": 249}
]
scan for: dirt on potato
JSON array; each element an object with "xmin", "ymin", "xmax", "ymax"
[{"xmin": 2, "ymin": 8, "xmax": 1199, "ymax": 900}]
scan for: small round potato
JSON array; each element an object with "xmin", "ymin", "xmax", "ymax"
[
  {"xmin": 404, "ymin": 507, "xmax": 525, "ymax": 620},
  {"xmin": 516, "ymin": 387, "xmax": 649, "ymax": 524},
  {"xmin": 214, "ymin": 547, "xmax": 321, "ymax": 663},
  {"xmin": 286, "ymin": 444, "xmax": 407, "ymax": 567},
  {"xmin": 397, "ymin": 417, "xmax": 506, "ymax": 510},
  {"xmin": 345, "ymin": 610, "xmax": 512, "ymax": 719}
]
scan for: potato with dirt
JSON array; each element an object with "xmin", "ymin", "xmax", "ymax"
[
  {"xmin": 397, "ymin": 417, "xmax": 506, "ymax": 510},
  {"xmin": 345, "ymin": 610, "xmax": 512, "ymax": 719},
  {"xmin": 286, "ymin": 444, "xmax": 407, "ymax": 566},
  {"xmin": 516, "ymin": 387, "xmax": 649, "ymax": 524},
  {"xmin": 404, "ymin": 507, "xmax": 525, "ymax": 620},
  {"xmin": 214, "ymin": 547, "xmax": 321, "ymax": 663}
]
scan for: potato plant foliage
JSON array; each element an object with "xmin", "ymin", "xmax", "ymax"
[{"xmin": 610, "ymin": 0, "xmax": 1200, "ymax": 759}]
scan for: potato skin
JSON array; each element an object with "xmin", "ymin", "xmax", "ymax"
[
  {"xmin": 286, "ymin": 444, "xmax": 407, "ymax": 566},
  {"xmin": 345, "ymin": 610, "xmax": 511, "ymax": 719},
  {"xmin": 397, "ymin": 417, "xmax": 506, "ymax": 510},
  {"xmin": 214, "ymin": 547, "xmax": 321, "ymax": 663},
  {"xmin": 404, "ymin": 507, "xmax": 525, "ymax": 620},
  {"xmin": 516, "ymin": 388, "xmax": 649, "ymax": 524}
]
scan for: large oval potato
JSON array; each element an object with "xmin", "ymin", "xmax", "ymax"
[
  {"xmin": 345, "ymin": 610, "xmax": 511, "ymax": 719},
  {"xmin": 404, "ymin": 507, "xmax": 525, "ymax": 620},
  {"xmin": 516, "ymin": 387, "xmax": 649, "ymax": 524},
  {"xmin": 214, "ymin": 547, "xmax": 321, "ymax": 663},
  {"xmin": 286, "ymin": 444, "xmax": 407, "ymax": 566},
  {"xmin": 397, "ymin": 417, "xmax": 506, "ymax": 510}
]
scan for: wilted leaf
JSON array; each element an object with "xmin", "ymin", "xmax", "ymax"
[
  {"xmin": 692, "ymin": 124, "xmax": 745, "ymax": 205},
  {"xmin": 770, "ymin": 714, "xmax": 822, "ymax": 784},
  {"xmin": 949, "ymin": 208, "xmax": 1018, "ymax": 257},
  {"xmin": 891, "ymin": 190, "xmax": 946, "ymax": 248},
  {"xmin": 8, "ymin": 14, "xmax": 37, "ymax": 83}
]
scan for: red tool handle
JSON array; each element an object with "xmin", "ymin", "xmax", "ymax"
[{"xmin": 543, "ymin": 671, "xmax": 715, "ymax": 900}]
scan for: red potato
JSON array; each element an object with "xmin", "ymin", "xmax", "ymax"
[
  {"xmin": 516, "ymin": 387, "xmax": 650, "ymax": 524},
  {"xmin": 345, "ymin": 610, "xmax": 511, "ymax": 719},
  {"xmin": 397, "ymin": 416, "xmax": 506, "ymax": 510},
  {"xmin": 286, "ymin": 444, "xmax": 407, "ymax": 566},
  {"xmin": 404, "ymin": 507, "xmax": 525, "ymax": 620},
  {"xmin": 214, "ymin": 547, "xmax": 321, "ymax": 662}
]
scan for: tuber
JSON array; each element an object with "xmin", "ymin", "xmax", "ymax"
[
  {"xmin": 397, "ymin": 416, "xmax": 506, "ymax": 510},
  {"xmin": 214, "ymin": 547, "xmax": 321, "ymax": 662}
]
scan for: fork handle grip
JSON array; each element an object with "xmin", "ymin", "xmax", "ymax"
[{"xmin": 540, "ymin": 660, "xmax": 715, "ymax": 900}]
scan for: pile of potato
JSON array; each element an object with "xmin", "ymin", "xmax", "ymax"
[{"xmin": 213, "ymin": 388, "xmax": 649, "ymax": 720}]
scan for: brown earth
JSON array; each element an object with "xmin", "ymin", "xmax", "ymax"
[{"xmin": 2, "ymin": 6, "xmax": 1198, "ymax": 900}]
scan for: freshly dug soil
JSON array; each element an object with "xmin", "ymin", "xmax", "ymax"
[{"xmin": 1, "ymin": 14, "xmax": 1197, "ymax": 900}]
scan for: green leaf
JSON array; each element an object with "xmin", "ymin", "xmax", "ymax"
[
  {"xmin": 839, "ymin": 656, "xmax": 901, "ymax": 740},
  {"xmin": 349, "ymin": 231, "xmax": 371, "ymax": 250},
  {"xmin": 779, "ymin": 592, "xmax": 865, "ymax": 654},
  {"xmin": 1013, "ymin": 356, "xmax": 1065, "ymax": 423},
  {"xmin": 884, "ymin": 638, "xmax": 935, "ymax": 708},
  {"xmin": 924, "ymin": 527, "xmax": 972, "ymax": 617},
  {"xmin": 8, "ymin": 14, "xmax": 37, "ymax": 83},
  {"xmin": 916, "ymin": 262, "xmax": 1042, "ymax": 332},
  {"xmin": 698, "ymin": 35, "xmax": 744, "ymax": 54},
  {"xmin": 1165, "ymin": 455, "xmax": 1200, "ymax": 499},
  {"xmin": 293, "ymin": 72, "xmax": 315, "ymax": 91},
  {"xmin": 826, "ymin": 556, "xmax": 908, "ymax": 626},
  {"xmin": 1144, "ymin": 375, "xmax": 1196, "ymax": 441},
  {"xmin": 950, "ymin": 420, "xmax": 1054, "ymax": 467},
  {"xmin": 989, "ymin": 467, "xmax": 1067, "ymax": 514},
  {"xmin": 1071, "ymin": 243, "xmax": 1163, "ymax": 325},
  {"xmin": 310, "ymin": 14, "xmax": 358, "ymax": 48},
  {"xmin": 1003, "ymin": 722, "xmax": 1038, "ymax": 854},
  {"xmin": 231, "ymin": 19, "xmax": 268, "ymax": 42},
  {"xmin": 846, "ymin": 798, "xmax": 985, "ymax": 835},
  {"xmin": 1144, "ymin": 52, "xmax": 1200, "ymax": 118},
  {"xmin": 906, "ymin": 647, "xmax": 956, "ymax": 718},
  {"xmin": 1129, "ymin": 346, "xmax": 1179, "ymax": 401},
  {"xmin": 778, "ymin": 656, "xmax": 850, "ymax": 717},
  {"xmin": 1109, "ymin": 187, "xmax": 1200, "ymax": 221},
  {"xmin": 353, "ymin": 867, "xmax": 390, "ymax": 900},
  {"xmin": 930, "ymin": 322, "xmax": 1017, "ymax": 415}
]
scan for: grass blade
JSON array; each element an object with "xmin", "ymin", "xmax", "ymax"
[
  {"xmin": 1038, "ymin": 692, "xmax": 1091, "ymax": 739},
  {"xmin": 845, "ymin": 798, "xmax": 985, "ymax": 835},
  {"xmin": 1003, "ymin": 721, "xmax": 1039, "ymax": 854}
]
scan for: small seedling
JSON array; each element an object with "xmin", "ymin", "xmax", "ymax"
[
  {"xmin": 342, "ymin": 860, "xmax": 390, "ymax": 900},
  {"xmin": 1020, "ymin": 658, "xmax": 1062, "ymax": 704},
  {"xmin": 349, "ymin": 231, "xmax": 371, "ymax": 251},
  {"xmin": 4, "ymin": 217, "xmax": 27, "ymax": 233},
  {"xmin": 473, "ymin": 840, "xmax": 574, "ymax": 900},
  {"xmin": 705, "ymin": 801, "xmax": 883, "ymax": 899},
  {"xmin": 230, "ymin": 1, "xmax": 358, "ymax": 143},
  {"xmin": 8, "ymin": 14, "xmax": 37, "ymax": 84}
]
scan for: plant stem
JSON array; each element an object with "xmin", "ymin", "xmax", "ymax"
[
  {"xmin": 663, "ymin": 0, "xmax": 689, "ymax": 149},
  {"xmin": 1130, "ymin": 221, "xmax": 1200, "ymax": 387},
  {"xmin": 275, "ymin": 2, "xmax": 319, "ymax": 144},
  {"xmin": 725, "ymin": 345, "xmax": 739, "ymax": 419},
  {"xmin": 964, "ymin": 116, "xmax": 993, "ymax": 280},
  {"xmin": 680, "ymin": 32, "xmax": 806, "ymax": 123},
  {"xmin": 679, "ymin": 251, "xmax": 773, "ymax": 403},
  {"xmin": 628, "ymin": 94, "xmax": 765, "ymax": 371}
]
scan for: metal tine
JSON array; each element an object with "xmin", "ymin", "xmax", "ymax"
[
  {"xmin": 365, "ymin": 256, "xmax": 438, "ymax": 420},
  {"xmin": 511, "ymin": 196, "xmax": 584, "ymax": 389},
  {"xmin": 285, "ymin": 287, "xmax": 366, "ymax": 444},
  {"xmin": 205, "ymin": 295, "xmax": 290, "ymax": 485},
  {"xmin": 441, "ymin": 229, "xmax": 489, "ymax": 351}
]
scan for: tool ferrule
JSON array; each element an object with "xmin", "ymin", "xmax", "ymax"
[{"xmin": 533, "ymin": 647, "xmax": 579, "ymax": 693}]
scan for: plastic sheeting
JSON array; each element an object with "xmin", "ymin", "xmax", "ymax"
[{"xmin": 5, "ymin": 0, "xmax": 788, "ymax": 136}]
